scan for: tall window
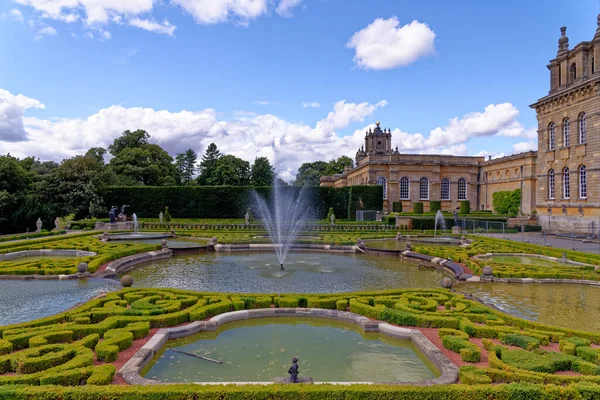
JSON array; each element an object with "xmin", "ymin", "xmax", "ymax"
[
  {"xmin": 440, "ymin": 178, "xmax": 450, "ymax": 200},
  {"xmin": 592, "ymin": 57, "xmax": 595, "ymax": 74},
  {"xmin": 563, "ymin": 167, "xmax": 570, "ymax": 199},
  {"xmin": 377, "ymin": 177, "xmax": 387, "ymax": 200},
  {"xmin": 579, "ymin": 113, "xmax": 587, "ymax": 144},
  {"xmin": 419, "ymin": 177, "xmax": 429, "ymax": 200},
  {"xmin": 579, "ymin": 165, "xmax": 587, "ymax": 199},
  {"xmin": 548, "ymin": 169, "xmax": 555, "ymax": 200},
  {"xmin": 400, "ymin": 177, "xmax": 410, "ymax": 200},
  {"xmin": 548, "ymin": 122, "xmax": 555, "ymax": 150},
  {"xmin": 563, "ymin": 118, "xmax": 570, "ymax": 147},
  {"xmin": 570, "ymin": 63, "xmax": 576, "ymax": 82},
  {"xmin": 457, "ymin": 178, "xmax": 467, "ymax": 200}
]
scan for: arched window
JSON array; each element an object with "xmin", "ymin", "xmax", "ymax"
[
  {"xmin": 579, "ymin": 165, "xmax": 587, "ymax": 199},
  {"xmin": 377, "ymin": 177, "xmax": 387, "ymax": 200},
  {"xmin": 570, "ymin": 63, "xmax": 576, "ymax": 82},
  {"xmin": 419, "ymin": 177, "xmax": 429, "ymax": 200},
  {"xmin": 548, "ymin": 122, "xmax": 555, "ymax": 150},
  {"xmin": 563, "ymin": 118, "xmax": 570, "ymax": 147},
  {"xmin": 457, "ymin": 178, "xmax": 467, "ymax": 200},
  {"xmin": 548, "ymin": 169, "xmax": 555, "ymax": 200},
  {"xmin": 440, "ymin": 178, "xmax": 450, "ymax": 200},
  {"xmin": 563, "ymin": 167, "xmax": 570, "ymax": 199},
  {"xmin": 579, "ymin": 113, "xmax": 587, "ymax": 144},
  {"xmin": 400, "ymin": 177, "xmax": 410, "ymax": 200}
]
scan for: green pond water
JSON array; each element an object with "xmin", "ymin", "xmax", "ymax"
[
  {"xmin": 460, "ymin": 282, "xmax": 600, "ymax": 332},
  {"xmin": 119, "ymin": 252, "xmax": 446, "ymax": 293},
  {"xmin": 489, "ymin": 255, "xmax": 566, "ymax": 267},
  {"xmin": 141, "ymin": 317, "xmax": 438, "ymax": 383}
]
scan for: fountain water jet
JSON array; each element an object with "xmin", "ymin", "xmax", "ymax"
[
  {"xmin": 133, "ymin": 213, "xmax": 139, "ymax": 234},
  {"xmin": 253, "ymin": 182, "xmax": 312, "ymax": 268},
  {"xmin": 433, "ymin": 210, "xmax": 446, "ymax": 239}
]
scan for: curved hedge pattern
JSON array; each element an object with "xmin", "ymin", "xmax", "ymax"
[{"xmin": 2, "ymin": 287, "xmax": 600, "ymax": 390}]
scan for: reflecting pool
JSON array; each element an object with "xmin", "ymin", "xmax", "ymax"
[
  {"xmin": 0, "ymin": 278, "xmax": 120, "ymax": 326},
  {"xmin": 459, "ymin": 282, "xmax": 600, "ymax": 332},
  {"xmin": 119, "ymin": 252, "xmax": 446, "ymax": 293},
  {"xmin": 142, "ymin": 317, "xmax": 438, "ymax": 383}
]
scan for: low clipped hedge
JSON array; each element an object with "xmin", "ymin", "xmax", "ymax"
[
  {"xmin": 441, "ymin": 335, "xmax": 481, "ymax": 362},
  {"xmin": 498, "ymin": 333, "xmax": 540, "ymax": 350}
]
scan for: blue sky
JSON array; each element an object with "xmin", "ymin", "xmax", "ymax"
[{"xmin": 0, "ymin": 0, "xmax": 598, "ymax": 180}]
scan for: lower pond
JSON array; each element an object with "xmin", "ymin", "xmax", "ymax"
[
  {"xmin": 119, "ymin": 252, "xmax": 446, "ymax": 293},
  {"xmin": 459, "ymin": 282, "xmax": 600, "ymax": 332},
  {"xmin": 0, "ymin": 278, "xmax": 120, "ymax": 326},
  {"xmin": 141, "ymin": 317, "xmax": 438, "ymax": 383}
]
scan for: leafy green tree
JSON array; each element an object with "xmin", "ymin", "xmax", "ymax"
[
  {"xmin": 326, "ymin": 156, "xmax": 354, "ymax": 175},
  {"xmin": 85, "ymin": 147, "xmax": 107, "ymax": 165},
  {"xmin": 0, "ymin": 155, "xmax": 32, "ymax": 231},
  {"xmin": 250, "ymin": 157, "xmax": 275, "ymax": 186},
  {"xmin": 197, "ymin": 143, "xmax": 221, "ymax": 185},
  {"xmin": 212, "ymin": 155, "xmax": 251, "ymax": 186},
  {"xmin": 175, "ymin": 149, "xmax": 197, "ymax": 185},
  {"xmin": 108, "ymin": 129, "xmax": 149, "ymax": 156},
  {"xmin": 294, "ymin": 161, "xmax": 329, "ymax": 187},
  {"xmin": 107, "ymin": 131, "xmax": 177, "ymax": 185}
]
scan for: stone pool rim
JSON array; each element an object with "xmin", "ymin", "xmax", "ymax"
[
  {"xmin": 471, "ymin": 252, "xmax": 597, "ymax": 268},
  {"xmin": 119, "ymin": 308, "xmax": 458, "ymax": 386}
]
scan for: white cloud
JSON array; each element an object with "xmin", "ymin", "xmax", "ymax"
[
  {"xmin": 10, "ymin": 8, "xmax": 24, "ymax": 22},
  {"xmin": 256, "ymin": 101, "xmax": 270, "ymax": 106},
  {"xmin": 0, "ymin": 89, "xmax": 46, "ymax": 142},
  {"xmin": 129, "ymin": 18, "xmax": 176, "ymax": 36},
  {"xmin": 302, "ymin": 102, "xmax": 320, "ymax": 108},
  {"xmin": 34, "ymin": 25, "xmax": 58, "ymax": 39},
  {"xmin": 171, "ymin": 0, "xmax": 268, "ymax": 25},
  {"xmin": 346, "ymin": 17, "xmax": 436, "ymax": 70},
  {"xmin": 0, "ymin": 88, "xmax": 386, "ymax": 180},
  {"xmin": 512, "ymin": 141, "xmax": 537, "ymax": 153},
  {"xmin": 0, "ymin": 88, "xmax": 537, "ymax": 180},
  {"xmin": 275, "ymin": 0, "xmax": 302, "ymax": 17}
]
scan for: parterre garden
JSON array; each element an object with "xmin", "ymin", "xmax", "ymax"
[{"xmin": 3, "ymin": 287, "xmax": 600, "ymax": 398}]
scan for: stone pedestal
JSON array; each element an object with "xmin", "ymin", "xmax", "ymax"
[{"xmin": 452, "ymin": 226, "xmax": 461, "ymax": 234}]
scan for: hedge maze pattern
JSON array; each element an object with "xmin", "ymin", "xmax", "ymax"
[{"xmin": 2, "ymin": 287, "xmax": 600, "ymax": 388}]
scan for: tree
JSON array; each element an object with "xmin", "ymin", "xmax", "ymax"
[
  {"xmin": 326, "ymin": 156, "xmax": 353, "ymax": 175},
  {"xmin": 197, "ymin": 143, "xmax": 221, "ymax": 185},
  {"xmin": 294, "ymin": 161, "xmax": 329, "ymax": 187},
  {"xmin": 175, "ymin": 149, "xmax": 197, "ymax": 185},
  {"xmin": 85, "ymin": 147, "xmax": 107, "ymax": 165},
  {"xmin": 250, "ymin": 157, "xmax": 275, "ymax": 187},
  {"xmin": 0, "ymin": 155, "xmax": 32, "ymax": 231},
  {"xmin": 212, "ymin": 155, "xmax": 251, "ymax": 186},
  {"xmin": 107, "ymin": 131, "xmax": 178, "ymax": 186},
  {"xmin": 108, "ymin": 129, "xmax": 149, "ymax": 156}
]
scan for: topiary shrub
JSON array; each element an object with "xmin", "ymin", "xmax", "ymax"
[
  {"xmin": 460, "ymin": 201, "xmax": 471, "ymax": 214},
  {"xmin": 392, "ymin": 202, "xmax": 402, "ymax": 212},
  {"xmin": 429, "ymin": 201, "xmax": 441, "ymax": 213},
  {"xmin": 493, "ymin": 189, "xmax": 521, "ymax": 215},
  {"xmin": 163, "ymin": 207, "xmax": 172, "ymax": 222},
  {"xmin": 413, "ymin": 202, "xmax": 424, "ymax": 214}
]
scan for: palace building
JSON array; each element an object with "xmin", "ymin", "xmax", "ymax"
[{"xmin": 321, "ymin": 14, "xmax": 600, "ymax": 234}]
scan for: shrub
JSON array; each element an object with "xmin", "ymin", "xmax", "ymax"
[
  {"xmin": 576, "ymin": 347, "xmax": 600, "ymax": 364},
  {"xmin": 438, "ymin": 328, "xmax": 469, "ymax": 340},
  {"xmin": 499, "ymin": 333, "xmax": 540, "ymax": 350},
  {"xmin": 336, "ymin": 299, "xmax": 348, "ymax": 311},
  {"xmin": 163, "ymin": 207, "xmax": 172, "ymax": 222},
  {"xmin": 459, "ymin": 366, "xmax": 492, "ymax": 384},
  {"xmin": 87, "ymin": 364, "xmax": 116, "ymax": 385},
  {"xmin": 0, "ymin": 340, "xmax": 12, "ymax": 356},
  {"xmin": 493, "ymin": 189, "xmax": 521, "ymax": 215},
  {"xmin": 413, "ymin": 202, "xmax": 424, "ymax": 214},
  {"xmin": 441, "ymin": 335, "xmax": 481, "ymax": 362},
  {"xmin": 429, "ymin": 201, "xmax": 441, "ymax": 213},
  {"xmin": 392, "ymin": 202, "xmax": 402, "ymax": 212},
  {"xmin": 460, "ymin": 201, "xmax": 470, "ymax": 214}
]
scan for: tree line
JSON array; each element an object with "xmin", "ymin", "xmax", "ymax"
[{"xmin": 0, "ymin": 129, "xmax": 353, "ymax": 233}]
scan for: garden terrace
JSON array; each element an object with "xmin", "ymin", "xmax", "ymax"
[{"xmin": 1, "ymin": 287, "xmax": 600, "ymax": 393}]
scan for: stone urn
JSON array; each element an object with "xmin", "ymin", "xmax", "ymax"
[
  {"xmin": 405, "ymin": 241, "xmax": 412, "ymax": 251},
  {"xmin": 356, "ymin": 238, "xmax": 365, "ymax": 247},
  {"xmin": 120, "ymin": 275, "xmax": 134, "ymax": 287},
  {"xmin": 441, "ymin": 277, "xmax": 453, "ymax": 289},
  {"xmin": 161, "ymin": 239, "xmax": 168, "ymax": 249},
  {"xmin": 77, "ymin": 262, "xmax": 88, "ymax": 274},
  {"xmin": 482, "ymin": 265, "xmax": 493, "ymax": 277}
]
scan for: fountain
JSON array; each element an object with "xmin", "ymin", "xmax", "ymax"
[
  {"xmin": 133, "ymin": 213, "xmax": 139, "ymax": 234},
  {"xmin": 252, "ymin": 182, "xmax": 312, "ymax": 269},
  {"xmin": 433, "ymin": 210, "xmax": 447, "ymax": 239}
]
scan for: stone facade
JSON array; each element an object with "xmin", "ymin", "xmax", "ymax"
[
  {"xmin": 530, "ymin": 20, "xmax": 600, "ymax": 234},
  {"xmin": 321, "ymin": 14, "xmax": 600, "ymax": 234}
]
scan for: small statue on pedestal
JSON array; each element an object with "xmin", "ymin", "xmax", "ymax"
[
  {"xmin": 453, "ymin": 208, "xmax": 459, "ymax": 227},
  {"xmin": 35, "ymin": 218, "xmax": 42, "ymax": 232},
  {"xmin": 109, "ymin": 207, "xmax": 116, "ymax": 223},
  {"xmin": 288, "ymin": 357, "xmax": 299, "ymax": 383},
  {"xmin": 159, "ymin": 212, "xmax": 164, "ymax": 224},
  {"xmin": 54, "ymin": 217, "xmax": 61, "ymax": 231},
  {"xmin": 330, "ymin": 213, "xmax": 335, "ymax": 226}
]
